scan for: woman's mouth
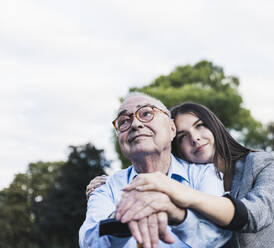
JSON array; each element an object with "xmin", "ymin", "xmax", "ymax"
[{"xmin": 194, "ymin": 143, "xmax": 208, "ymax": 154}]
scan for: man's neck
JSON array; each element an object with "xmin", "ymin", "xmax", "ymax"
[{"xmin": 130, "ymin": 149, "xmax": 171, "ymax": 174}]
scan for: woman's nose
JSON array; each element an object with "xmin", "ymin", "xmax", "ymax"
[{"xmin": 190, "ymin": 132, "xmax": 200, "ymax": 145}]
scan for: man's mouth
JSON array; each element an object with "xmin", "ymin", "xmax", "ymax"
[{"xmin": 128, "ymin": 134, "xmax": 151, "ymax": 143}]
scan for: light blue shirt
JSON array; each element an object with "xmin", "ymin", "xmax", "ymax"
[{"xmin": 79, "ymin": 155, "xmax": 231, "ymax": 248}]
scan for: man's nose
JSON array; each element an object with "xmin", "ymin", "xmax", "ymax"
[{"xmin": 130, "ymin": 116, "xmax": 144, "ymax": 130}]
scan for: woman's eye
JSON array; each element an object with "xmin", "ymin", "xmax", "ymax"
[{"xmin": 196, "ymin": 122, "xmax": 204, "ymax": 128}]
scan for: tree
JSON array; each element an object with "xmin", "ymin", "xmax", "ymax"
[
  {"xmin": 266, "ymin": 122, "xmax": 274, "ymax": 151},
  {"xmin": 35, "ymin": 143, "xmax": 110, "ymax": 248},
  {"xmin": 0, "ymin": 161, "xmax": 62, "ymax": 248},
  {"xmin": 0, "ymin": 143, "xmax": 110, "ymax": 248},
  {"xmin": 0, "ymin": 173, "xmax": 35, "ymax": 248},
  {"xmin": 115, "ymin": 60, "xmax": 272, "ymax": 169}
]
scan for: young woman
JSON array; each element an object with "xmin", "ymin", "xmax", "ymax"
[{"xmin": 87, "ymin": 102, "xmax": 274, "ymax": 248}]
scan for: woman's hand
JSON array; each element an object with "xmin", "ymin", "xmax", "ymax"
[
  {"xmin": 86, "ymin": 175, "xmax": 107, "ymax": 200},
  {"xmin": 123, "ymin": 172, "xmax": 198, "ymax": 209},
  {"xmin": 123, "ymin": 172, "xmax": 172, "ymax": 194}
]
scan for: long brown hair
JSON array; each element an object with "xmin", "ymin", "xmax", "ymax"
[{"xmin": 170, "ymin": 102, "xmax": 251, "ymax": 190}]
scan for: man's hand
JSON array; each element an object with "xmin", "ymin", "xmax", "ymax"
[
  {"xmin": 128, "ymin": 212, "xmax": 174, "ymax": 248},
  {"xmin": 116, "ymin": 190, "xmax": 186, "ymax": 225}
]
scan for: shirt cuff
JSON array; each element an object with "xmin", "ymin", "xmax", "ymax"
[
  {"xmin": 171, "ymin": 209, "xmax": 201, "ymax": 238},
  {"xmin": 223, "ymin": 193, "xmax": 248, "ymax": 230}
]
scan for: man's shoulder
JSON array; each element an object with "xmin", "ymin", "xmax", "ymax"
[
  {"xmin": 106, "ymin": 166, "xmax": 133, "ymax": 185},
  {"xmin": 174, "ymin": 156, "xmax": 216, "ymax": 174}
]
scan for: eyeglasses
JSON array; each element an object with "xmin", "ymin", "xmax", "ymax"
[{"xmin": 112, "ymin": 105, "xmax": 169, "ymax": 132}]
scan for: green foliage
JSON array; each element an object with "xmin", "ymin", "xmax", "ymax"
[
  {"xmin": 36, "ymin": 143, "xmax": 110, "ymax": 248},
  {"xmin": 265, "ymin": 122, "xmax": 274, "ymax": 151},
  {"xmin": 115, "ymin": 60, "xmax": 272, "ymax": 169},
  {"xmin": 0, "ymin": 143, "xmax": 110, "ymax": 248},
  {"xmin": 0, "ymin": 162, "xmax": 61, "ymax": 248}
]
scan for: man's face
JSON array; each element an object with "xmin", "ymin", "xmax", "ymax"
[{"xmin": 116, "ymin": 95, "xmax": 176, "ymax": 160}]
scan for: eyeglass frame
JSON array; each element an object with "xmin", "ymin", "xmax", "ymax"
[{"xmin": 112, "ymin": 104, "xmax": 170, "ymax": 132}]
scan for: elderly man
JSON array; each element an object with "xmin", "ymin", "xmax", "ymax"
[{"xmin": 79, "ymin": 93, "xmax": 231, "ymax": 248}]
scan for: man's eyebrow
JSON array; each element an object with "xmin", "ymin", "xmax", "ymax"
[
  {"xmin": 117, "ymin": 103, "xmax": 152, "ymax": 118},
  {"xmin": 117, "ymin": 109, "xmax": 127, "ymax": 118}
]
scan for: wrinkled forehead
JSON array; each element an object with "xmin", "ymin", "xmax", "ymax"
[{"xmin": 117, "ymin": 96, "xmax": 162, "ymax": 116}]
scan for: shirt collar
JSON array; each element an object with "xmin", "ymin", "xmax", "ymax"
[
  {"xmin": 167, "ymin": 155, "xmax": 190, "ymax": 183},
  {"xmin": 127, "ymin": 165, "xmax": 139, "ymax": 184},
  {"xmin": 127, "ymin": 154, "xmax": 190, "ymax": 184}
]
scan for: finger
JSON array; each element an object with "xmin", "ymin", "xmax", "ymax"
[
  {"xmin": 132, "ymin": 205, "xmax": 155, "ymax": 221},
  {"xmin": 86, "ymin": 182, "xmax": 106, "ymax": 200},
  {"xmin": 157, "ymin": 212, "xmax": 174, "ymax": 244},
  {"xmin": 94, "ymin": 182, "xmax": 105, "ymax": 188},
  {"xmin": 136, "ymin": 184, "xmax": 155, "ymax": 191},
  {"xmin": 88, "ymin": 176, "xmax": 100, "ymax": 185},
  {"xmin": 121, "ymin": 196, "xmax": 154, "ymax": 223},
  {"xmin": 128, "ymin": 220, "xmax": 142, "ymax": 244},
  {"xmin": 88, "ymin": 175, "xmax": 107, "ymax": 186},
  {"xmin": 123, "ymin": 174, "xmax": 150, "ymax": 191},
  {"xmin": 120, "ymin": 192, "xmax": 158, "ymax": 223},
  {"xmin": 86, "ymin": 189, "xmax": 93, "ymax": 199},
  {"xmin": 133, "ymin": 194, "xmax": 169, "ymax": 220},
  {"xmin": 138, "ymin": 218, "xmax": 151, "ymax": 248},
  {"xmin": 116, "ymin": 191, "xmax": 137, "ymax": 221},
  {"xmin": 148, "ymin": 214, "xmax": 159, "ymax": 248},
  {"xmin": 90, "ymin": 178, "xmax": 106, "ymax": 187},
  {"xmin": 123, "ymin": 178, "xmax": 145, "ymax": 191},
  {"xmin": 98, "ymin": 178, "xmax": 107, "ymax": 184}
]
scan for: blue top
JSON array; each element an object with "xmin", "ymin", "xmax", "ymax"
[{"xmin": 79, "ymin": 155, "xmax": 232, "ymax": 248}]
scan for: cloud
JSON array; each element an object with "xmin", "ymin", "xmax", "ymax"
[{"xmin": 0, "ymin": 0, "xmax": 273, "ymax": 189}]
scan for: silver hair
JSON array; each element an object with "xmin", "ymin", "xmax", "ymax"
[{"xmin": 121, "ymin": 92, "xmax": 171, "ymax": 116}]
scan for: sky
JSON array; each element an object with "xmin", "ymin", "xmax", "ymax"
[{"xmin": 1, "ymin": 0, "xmax": 273, "ymax": 189}]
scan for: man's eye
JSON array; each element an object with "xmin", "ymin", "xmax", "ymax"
[
  {"xmin": 143, "ymin": 111, "xmax": 152, "ymax": 117},
  {"xmin": 140, "ymin": 110, "xmax": 153, "ymax": 119},
  {"xmin": 118, "ymin": 118, "xmax": 130, "ymax": 127}
]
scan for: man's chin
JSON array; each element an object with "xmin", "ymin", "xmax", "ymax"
[{"xmin": 129, "ymin": 146, "xmax": 156, "ymax": 157}]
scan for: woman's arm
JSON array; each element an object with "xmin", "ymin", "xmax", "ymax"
[
  {"xmin": 123, "ymin": 172, "xmax": 236, "ymax": 227},
  {"xmin": 237, "ymin": 152, "xmax": 274, "ymax": 232}
]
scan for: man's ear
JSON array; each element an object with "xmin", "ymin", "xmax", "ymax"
[{"xmin": 170, "ymin": 119, "xmax": 176, "ymax": 141}]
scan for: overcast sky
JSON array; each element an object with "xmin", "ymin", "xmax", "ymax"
[{"xmin": 1, "ymin": 0, "xmax": 273, "ymax": 189}]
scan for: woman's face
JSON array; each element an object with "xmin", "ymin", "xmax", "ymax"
[{"xmin": 174, "ymin": 112, "xmax": 215, "ymax": 164}]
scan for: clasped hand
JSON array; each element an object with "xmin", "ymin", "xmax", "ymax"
[{"xmin": 115, "ymin": 172, "xmax": 186, "ymax": 248}]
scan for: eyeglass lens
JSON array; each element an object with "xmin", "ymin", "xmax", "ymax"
[{"xmin": 117, "ymin": 106, "xmax": 154, "ymax": 131}]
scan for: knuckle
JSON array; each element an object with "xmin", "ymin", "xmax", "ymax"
[
  {"xmin": 157, "ymin": 212, "xmax": 167, "ymax": 223},
  {"xmin": 148, "ymin": 221, "xmax": 157, "ymax": 229}
]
